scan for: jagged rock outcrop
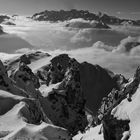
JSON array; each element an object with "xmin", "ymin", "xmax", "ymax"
[
  {"xmin": 0, "ymin": 59, "xmax": 71, "ymax": 139},
  {"xmin": 37, "ymin": 54, "xmax": 126, "ymax": 115},
  {"xmin": 98, "ymin": 67, "xmax": 140, "ymax": 140},
  {"xmin": 79, "ymin": 62, "xmax": 128, "ymax": 115},
  {"xmin": 4, "ymin": 52, "xmax": 140, "ymax": 139},
  {"xmin": 38, "ymin": 57, "xmax": 88, "ymax": 135},
  {"xmin": 1, "ymin": 55, "xmax": 87, "ymax": 136}
]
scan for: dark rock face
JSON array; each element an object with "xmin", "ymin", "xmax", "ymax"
[
  {"xmin": 51, "ymin": 54, "xmax": 70, "ymax": 71},
  {"xmin": 98, "ymin": 67, "xmax": 140, "ymax": 140},
  {"xmin": 32, "ymin": 9, "xmax": 140, "ymax": 26},
  {"xmin": 19, "ymin": 99, "xmax": 44, "ymax": 124},
  {"xmin": 79, "ymin": 62, "xmax": 121, "ymax": 115},
  {"xmin": 37, "ymin": 54, "xmax": 122, "ymax": 116},
  {"xmin": 38, "ymin": 57, "xmax": 88, "ymax": 135},
  {"xmin": 11, "ymin": 63, "xmax": 40, "ymax": 98}
]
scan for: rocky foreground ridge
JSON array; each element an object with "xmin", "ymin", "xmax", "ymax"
[{"xmin": 0, "ymin": 52, "xmax": 140, "ymax": 139}]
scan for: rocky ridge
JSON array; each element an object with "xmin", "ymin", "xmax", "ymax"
[
  {"xmin": 37, "ymin": 54, "xmax": 124, "ymax": 115},
  {"xmin": 1, "ymin": 52, "xmax": 140, "ymax": 139},
  {"xmin": 32, "ymin": 9, "xmax": 140, "ymax": 26},
  {"xmin": 0, "ymin": 53, "xmax": 89, "ymax": 139},
  {"xmin": 96, "ymin": 67, "xmax": 140, "ymax": 140}
]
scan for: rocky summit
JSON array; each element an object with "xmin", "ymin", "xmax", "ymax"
[{"xmin": 0, "ymin": 52, "xmax": 140, "ymax": 139}]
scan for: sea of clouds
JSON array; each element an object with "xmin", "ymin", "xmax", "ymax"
[{"xmin": 1, "ymin": 17, "xmax": 140, "ymax": 77}]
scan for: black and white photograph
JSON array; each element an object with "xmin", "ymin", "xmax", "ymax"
[{"xmin": 0, "ymin": 0, "xmax": 140, "ymax": 139}]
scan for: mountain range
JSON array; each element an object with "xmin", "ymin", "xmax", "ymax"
[
  {"xmin": 0, "ymin": 9, "xmax": 140, "ymax": 27},
  {"xmin": 32, "ymin": 9, "xmax": 140, "ymax": 26},
  {"xmin": 0, "ymin": 9, "xmax": 140, "ymax": 140}
]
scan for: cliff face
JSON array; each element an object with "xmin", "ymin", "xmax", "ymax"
[
  {"xmin": 97, "ymin": 67, "xmax": 140, "ymax": 140},
  {"xmin": 37, "ymin": 55, "xmax": 88, "ymax": 135},
  {"xmin": 38, "ymin": 54, "xmax": 125, "ymax": 115},
  {"xmin": 79, "ymin": 62, "xmax": 122, "ymax": 115}
]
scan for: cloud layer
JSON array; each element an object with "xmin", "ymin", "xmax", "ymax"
[{"xmin": 2, "ymin": 18, "xmax": 140, "ymax": 78}]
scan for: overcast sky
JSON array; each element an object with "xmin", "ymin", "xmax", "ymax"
[{"xmin": 0, "ymin": 0, "xmax": 140, "ymax": 19}]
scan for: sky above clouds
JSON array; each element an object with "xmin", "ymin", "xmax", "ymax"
[{"xmin": 0, "ymin": 0, "xmax": 140, "ymax": 19}]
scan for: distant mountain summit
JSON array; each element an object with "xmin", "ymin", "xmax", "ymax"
[{"xmin": 32, "ymin": 9, "xmax": 140, "ymax": 26}]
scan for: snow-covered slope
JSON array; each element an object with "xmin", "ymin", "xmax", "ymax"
[
  {"xmin": 73, "ymin": 125, "xmax": 103, "ymax": 140},
  {"xmin": 0, "ymin": 91, "xmax": 70, "ymax": 140},
  {"xmin": 112, "ymin": 85, "xmax": 140, "ymax": 140},
  {"xmin": 74, "ymin": 66, "xmax": 140, "ymax": 140},
  {"xmin": 1, "ymin": 50, "xmax": 140, "ymax": 140},
  {"xmin": 0, "ymin": 53, "xmax": 90, "ymax": 139}
]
